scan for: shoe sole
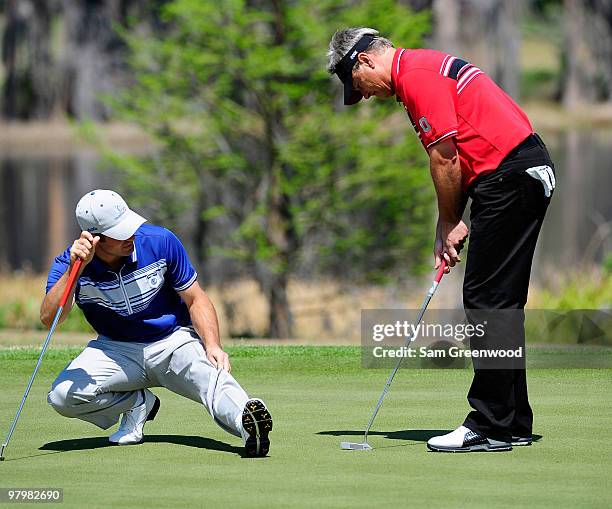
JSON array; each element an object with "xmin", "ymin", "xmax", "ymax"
[
  {"xmin": 427, "ymin": 442, "xmax": 512, "ymax": 453},
  {"xmin": 110, "ymin": 393, "xmax": 160, "ymax": 446},
  {"xmin": 242, "ymin": 399, "xmax": 273, "ymax": 457},
  {"xmin": 511, "ymin": 440, "xmax": 532, "ymax": 447}
]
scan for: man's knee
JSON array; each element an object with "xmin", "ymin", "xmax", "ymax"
[
  {"xmin": 48, "ymin": 380, "xmax": 73, "ymax": 416},
  {"xmin": 47, "ymin": 379, "xmax": 94, "ymax": 417}
]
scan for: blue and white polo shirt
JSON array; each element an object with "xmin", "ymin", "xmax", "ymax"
[{"xmin": 46, "ymin": 224, "xmax": 197, "ymax": 343}]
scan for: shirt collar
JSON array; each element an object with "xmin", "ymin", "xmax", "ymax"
[
  {"xmin": 88, "ymin": 243, "xmax": 138, "ymax": 274},
  {"xmin": 391, "ymin": 47, "xmax": 406, "ymax": 101},
  {"xmin": 130, "ymin": 244, "xmax": 138, "ymax": 263}
]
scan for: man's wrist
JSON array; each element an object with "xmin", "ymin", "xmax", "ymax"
[
  {"xmin": 438, "ymin": 216, "xmax": 461, "ymax": 226},
  {"xmin": 204, "ymin": 341, "xmax": 222, "ymax": 352}
]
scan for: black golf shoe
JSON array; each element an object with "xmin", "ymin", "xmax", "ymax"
[
  {"xmin": 242, "ymin": 398, "xmax": 273, "ymax": 457},
  {"xmin": 511, "ymin": 436, "xmax": 532, "ymax": 446}
]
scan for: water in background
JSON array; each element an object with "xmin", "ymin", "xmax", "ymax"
[{"xmin": 0, "ymin": 130, "xmax": 610, "ymax": 276}]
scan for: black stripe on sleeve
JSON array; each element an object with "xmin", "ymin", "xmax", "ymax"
[{"xmin": 448, "ymin": 58, "xmax": 469, "ymax": 80}]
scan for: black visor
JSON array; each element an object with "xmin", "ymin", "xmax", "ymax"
[{"xmin": 332, "ymin": 35, "xmax": 374, "ymax": 105}]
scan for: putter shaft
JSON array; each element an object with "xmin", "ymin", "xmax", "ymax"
[
  {"xmin": 0, "ymin": 258, "xmax": 82, "ymax": 461},
  {"xmin": 361, "ymin": 261, "xmax": 447, "ymax": 446}
]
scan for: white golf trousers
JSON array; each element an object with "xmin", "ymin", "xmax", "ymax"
[{"xmin": 47, "ymin": 327, "xmax": 249, "ymax": 437}]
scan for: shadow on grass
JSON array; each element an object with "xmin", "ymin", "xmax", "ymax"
[
  {"xmin": 318, "ymin": 430, "xmax": 543, "ymax": 447},
  {"xmin": 40, "ymin": 434, "xmax": 245, "ymax": 456},
  {"xmin": 318, "ymin": 429, "xmax": 452, "ymax": 442}
]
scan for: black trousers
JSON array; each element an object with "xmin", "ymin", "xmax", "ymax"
[{"xmin": 462, "ymin": 134, "xmax": 554, "ymax": 441}]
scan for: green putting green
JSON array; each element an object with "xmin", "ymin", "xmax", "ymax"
[{"xmin": 0, "ymin": 346, "xmax": 610, "ymax": 508}]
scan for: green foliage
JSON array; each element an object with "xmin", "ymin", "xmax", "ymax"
[
  {"xmin": 0, "ymin": 299, "xmax": 93, "ymax": 333},
  {"xmin": 0, "ymin": 299, "xmax": 41, "ymax": 330},
  {"xmin": 531, "ymin": 271, "xmax": 612, "ymax": 310},
  {"xmin": 603, "ymin": 253, "xmax": 612, "ymax": 276},
  {"xmin": 521, "ymin": 68, "xmax": 559, "ymax": 102},
  {"xmin": 101, "ymin": 0, "xmax": 434, "ymax": 287}
]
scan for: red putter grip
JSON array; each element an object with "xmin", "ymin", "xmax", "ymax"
[
  {"xmin": 434, "ymin": 259, "xmax": 447, "ymax": 283},
  {"xmin": 59, "ymin": 258, "xmax": 83, "ymax": 308}
]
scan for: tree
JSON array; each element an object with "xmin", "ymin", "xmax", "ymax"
[
  {"xmin": 431, "ymin": 0, "xmax": 525, "ymax": 99},
  {"xmin": 2, "ymin": 0, "xmax": 57, "ymax": 119},
  {"xmin": 102, "ymin": 0, "xmax": 435, "ymax": 337},
  {"xmin": 563, "ymin": 0, "xmax": 612, "ymax": 106},
  {"xmin": 1, "ymin": 0, "xmax": 166, "ymax": 120}
]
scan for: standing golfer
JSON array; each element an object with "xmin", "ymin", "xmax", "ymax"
[
  {"xmin": 41, "ymin": 189, "xmax": 272, "ymax": 457},
  {"xmin": 328, "ymin": 28, "xmax": 555, "ymax": 452}
]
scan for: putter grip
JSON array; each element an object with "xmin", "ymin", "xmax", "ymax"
[
  {"xmin": 59, "ymin": 258, "xmax": 83, "ymax": 308},
  {"xmin": 434, "ymin": 260, "xmax": 447, "ymax": 283}
]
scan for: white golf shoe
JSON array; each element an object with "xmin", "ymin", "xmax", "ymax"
[
  {"xmin": 427, "ymin": 425, "xmax": 512, "ymax": 452},
  {"xmin": 109, "ymin": 389, "xmax": 160, "ymax": 445}
]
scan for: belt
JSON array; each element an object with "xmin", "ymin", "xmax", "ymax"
[
  {"xmin": 467, "ymin": 133, "xmax": 543, "ymax": 195},
  {"xmin": 500, "ymin": 133, "xmax": 542, "ymax": 164}
]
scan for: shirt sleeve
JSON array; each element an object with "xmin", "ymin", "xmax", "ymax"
[
  {"xmin": 399, "ymin": 69, "xmax": 458, "ymax": 149},
  {"xmin": 45, "ymin": 247, "xmax": 71, "ymax": 294},
  {"xmin": 164, "ymin": 229, "xmax": 197, "ymax": 291}
]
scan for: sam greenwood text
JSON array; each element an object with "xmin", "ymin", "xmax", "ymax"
[{"xmin": 372, "ymin": 346, "xmax": 524, "ymax": 358}]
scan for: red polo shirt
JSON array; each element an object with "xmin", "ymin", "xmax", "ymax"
[{"xmin": 391, "ymin": 48, "xmax": 533, "ymax": 190}]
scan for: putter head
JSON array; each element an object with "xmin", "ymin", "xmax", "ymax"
[{"xmin": 340, "ymin": 441, "xmax": 372, "ymax": 451}]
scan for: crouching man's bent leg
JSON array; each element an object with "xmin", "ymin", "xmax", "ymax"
[
  {"xmin": 148, "ymin": 332, "xmax": 272, "ymax": 455},
  {"xmin": 48, "ymin": 339, "xmax": 149, "ymax": 430}
]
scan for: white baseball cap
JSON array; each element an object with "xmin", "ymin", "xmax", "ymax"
[{"xmin": 75, "ymin": 190, "xmax": 147, "ymax": 240}]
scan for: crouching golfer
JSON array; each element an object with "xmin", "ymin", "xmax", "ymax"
[
  {"xmin": 41, "ymin": 189, "xmax": 272, "ymax": 457},
  {"xmin": 328, "ymin": 28, "xmax": 555, "ymax": 452}
]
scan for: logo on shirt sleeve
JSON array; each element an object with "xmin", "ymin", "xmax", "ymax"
[{"xmin": 419, "ymin": 116, "xmax": 432, "ymax": 133}]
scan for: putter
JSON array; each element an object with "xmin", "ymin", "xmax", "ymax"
[
  {"xmin": 1, "ymin": 258, "xmax": 83, "ymax": 461},
  {"xmin": 340, "ymin": 260, "xmax": 447, "ymax": 451}
]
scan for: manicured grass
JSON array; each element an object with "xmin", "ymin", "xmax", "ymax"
[{"xmin": 0, "ymin": 346, "xmax": 611, "ymax": 508}]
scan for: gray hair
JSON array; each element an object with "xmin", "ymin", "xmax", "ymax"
[{"xmin": 327, "ymin": 27, "xmax": 394, "ymax": 73}]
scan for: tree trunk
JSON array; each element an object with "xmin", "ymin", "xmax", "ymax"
[
  {"xmin": 431, "ymin": 0, "xmax": 460, "ymax": 53},
  {"xmin": 267, "ymin": 270, "xmax": 292, "ymax": 339},
  {"xmin": 60, "ymin": 0, "xmax": 122, "ymax": 120},
  {"xmin": 1, "ymin": 0, "xmax": 167, "ymax": 120},
  {"xmin": 0, "ymin": 161, "xmax": 10, "ymax": 271},
  {"xmin": 2, "ymin": 0, "xmax": 57, "ymax": 119},
  {"xmin": 251, "ymin": 0, "xmax": 296, "ymax": 339},
  {"xmin": 563, "ymin": 0, "xmax": 598, "ymax": 106},
  {"xmin": 585, "ymin": 0, "xmax": 612, "ymax": 101},
  {"xmin": 496, "ymin": 0, "xmax": 522, "ymax": 99},
  {"xmin": 46, "ymin": 158, "xmax": 68, "ymax": 266},
  {"xmin": 194, "ymin": 170, "xmax": 210, "ymax": 284},
  {"xmin": 435, "ymin": 0, "xmax": 522, "ymax": 98}
]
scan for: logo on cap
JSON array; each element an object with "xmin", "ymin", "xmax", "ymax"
[{"xmin": 112, "ymin": 204, "xmax": 127, "ymax": 220}]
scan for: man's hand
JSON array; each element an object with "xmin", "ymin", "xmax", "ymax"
[
  {"xmin": 70, "ymin": 231, "xmax": 100, "ymax": 267},
  {"xmin": 435, "ymin": 220, "xmax": 469, "ymax": 272},
  {"xmin": 206, "ymin": 346, "xmax": 231, "ymax": 372}
]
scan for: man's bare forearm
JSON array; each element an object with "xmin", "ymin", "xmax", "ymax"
[
  {"xmin": 40, "ymin": 264, "xmax": 79, "ymax": 328},
  {"xmin": 428, "ymin": 139, "xmax": 465, "ymax": 222},
  {"xmin": 41, "ymin": 232, "xmax": 98, "ymax": 328},
  {"xmin": 430, "ymin": 157, "xmax": 464, "ymax": 222},
  {"xmin": 188, "ymin": 293, "xmax": 222, "ymax": 351}
]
